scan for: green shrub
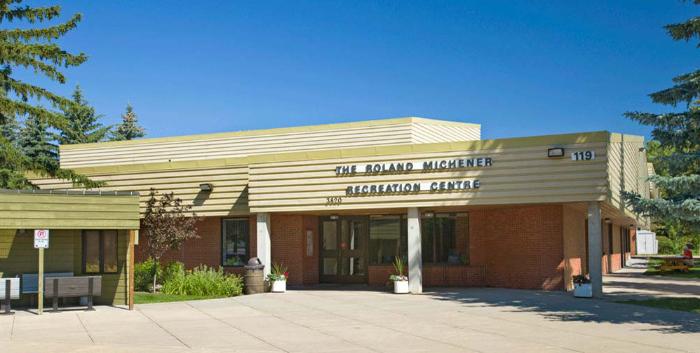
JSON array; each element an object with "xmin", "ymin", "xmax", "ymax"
[
  {"xmin": 161, "ymin": 261, "xmax": 185, "ymax": 284},
  {"xmin": 134, "ymin": 258, "xmax": 160, "ymax": 292},
  {"xmin": 658, "ymin": 235, "xmax": 687, "ymax": 255},
  {"xmin": 162, "ymin": 265, "xmax": 243, "ymax": 297}
]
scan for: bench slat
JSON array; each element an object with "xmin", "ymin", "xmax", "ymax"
[
  {"xmin": 45, "ymin": 277, "xmax": 102, "ymax": 298},
  {"xmin": 21, "ymin": 272, "xmax": 73, "ymax": 294},
  {"xmin": 0, "ymin": 278, "xmax": 20, "ymax": 299}
]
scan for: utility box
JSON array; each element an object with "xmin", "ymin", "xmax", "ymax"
[{"xmin": 636, "ymin": 230, "xmax": 658, "ymax": 255}]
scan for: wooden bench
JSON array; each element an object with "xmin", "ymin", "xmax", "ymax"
[
  {"xmin": 45, "ymin": 276, "xmax": 101, "ymax": 311},
  {"xmin": 0, "ymin": 278, "xmax": 20, "ymax": 315}
]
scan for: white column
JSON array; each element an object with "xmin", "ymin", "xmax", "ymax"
[
  {"xmin": 587, "ymin": 202, "xmax": 603, "ymax": 297},
  {"xmin": 256, "ymin": 213, "xmax": 272, "ymax": 278},
  {"xmin": 407, "ymin": 207, "xmax": 422, "ymax": 294}
]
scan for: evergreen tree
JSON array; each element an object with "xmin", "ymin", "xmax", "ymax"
[
  {"xmin": 111, "ymin": 104, "xmax": 145, "ymax": 141},
  {"xmin": 59, "ymin": 85, "xmax": 110, "ymax": 144},
  {"xmin": 0, "ymin": 1, "xmax": 100, "ymax": 189},
  {"xmin": 622, "ymin": 2, "xmax": 700, "ymax": 234},
  {"xmin": 0, "ymin": 113, "xmax": 19, "ymax": 145},
  {"xmin": 18, "ymin": 116, "xmax": 58, "ymax": 173}
]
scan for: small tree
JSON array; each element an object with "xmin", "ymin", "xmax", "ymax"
[
  {"xmin": 59, "ymin": 85, "xmax": 111, "ymax": 145},
  {"xmin": 141, "ymin": 188, "xmax": 199, "ymax": 291},
  {"xmin": 111, "ymin": 104, "xmax": 145, "ymax": 141},
  {"xmin": 18, "ymin": 115, "xmax": 59, "ymax": 172}
]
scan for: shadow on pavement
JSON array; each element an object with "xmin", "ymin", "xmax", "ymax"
[{"xmin": 424, "ymin": 287, "xmax": 700, "ymax": 334}]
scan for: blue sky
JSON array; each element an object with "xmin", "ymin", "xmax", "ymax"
[{"xmin": 16, "ymin": 1, "xmax": 698, "ymax": 140}]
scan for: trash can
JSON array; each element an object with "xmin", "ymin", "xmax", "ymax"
[{"xmin": 244, "ymin": 257, "xmax": 265, "ymax": 294}]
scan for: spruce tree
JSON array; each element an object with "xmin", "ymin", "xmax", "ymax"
[
  {"xmin": 622, "ymin": 2, "xmax": 700, "ymax": 235},
  {"xmin": 111, "ymin": 104, "xmax": 145, "ymax": 141},
  {"xmin": 59, "ymin": 85, "xmax": 111, "ymax": 144},
  {"xmin": 0, "ymin": 1, "xmax": 100, "ymax": 188},
  {"xmin": 0, "ymin": 113, "xmax": 19, "ymax": 145},
  {"xmin": 18, "ymin": 116, "xmax": 58, "ymax": 173}
]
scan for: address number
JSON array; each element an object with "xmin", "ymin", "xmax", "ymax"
[
  {"xmin": 326, "ymin": 197, "xmax": 342, "ymax": 205},
  {"xmin": 571, "ymin": 151, "xmax": 595, "ymax": 161}
]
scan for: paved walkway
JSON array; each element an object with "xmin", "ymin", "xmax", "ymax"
[
  {"xmin": 1, "ymin": 288, "xmax": 699, "ymax": 353},
  {"xmin": 604, "ymin": 257, "xmax": 700, "ymax": 300}
]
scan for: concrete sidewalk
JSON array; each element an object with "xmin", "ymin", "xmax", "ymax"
[
  {"xmin": 604, "ymin": 257, "xmax": 700, "ymax": 300},
  {"xmin": 1, "ymin": 288, "xmax": 699, "ymax": 353}
]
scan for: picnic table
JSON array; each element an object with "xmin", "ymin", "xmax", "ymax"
[{"xmin": 649, "ymin": 255, "xmax": 690, "ymax": 272}]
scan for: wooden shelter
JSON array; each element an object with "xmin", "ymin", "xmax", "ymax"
[{"xmin": 0, "ymin": 189, "xmax": 140, "ymax": 313}]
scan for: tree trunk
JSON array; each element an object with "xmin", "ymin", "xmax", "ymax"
[
  {"xmin": 152, "ymin": 272, "xmax": 157, "ymax": 293},
  {"xmin": 151, "ymin": 258, "xmax": 159, "ymax": 293}
]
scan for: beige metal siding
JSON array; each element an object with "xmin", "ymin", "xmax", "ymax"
[
  {"xmin": 606, "ymin": 134, "xmax": 650, "ymax": 226},
  {"xmin": 248, "ymin": 140, "xmax": 609, "ymax": 213},
  {"xmin": 0, "ymin": 192, "xmax": 140, "ymax": 229},
  {"xmin": 32, "ymin": 166, "xmax": 249, "ymax": 217},
  {"xmin": 60, "ymin": 124, "xmax": 415, "ymax": 168},
  {"xmin": 411, "ymin": 122, "xmax": 481, "ymax": 143},
  {"xmin": 59, "ymin": 118, "xmax": 481, "ymax": 168}
]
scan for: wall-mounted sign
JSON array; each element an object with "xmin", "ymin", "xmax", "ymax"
[
  {"xmin": 336, "ymin": 156, "xmax": 492, "ymax": 176},
  {"xmin": 34, "ymin": 229, "xmax": 49, "ymax": 249},
  {"xmin": 345, "ymin": 180, "xmax": 480, "ymax": 196},
  {"xmin": 330, "ymin": 155, "xmax": 491, "ymax": 202},
  {"xmin": 571, "ymin": 151, "xmax": 595, "ymax": 161}
]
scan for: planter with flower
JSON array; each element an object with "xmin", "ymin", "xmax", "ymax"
[
  {"xmin": 389, "ymin": 256, "xmax": 409, "ymax": 294},
  {"xmin": 267, "ymin": 263, "xmax": 289, "ymax": 293},
  {"xmin": 572, "ymin": 274, "xmax": 592, "ymax": 298}
]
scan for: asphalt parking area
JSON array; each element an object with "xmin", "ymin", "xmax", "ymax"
[{"xmin": 1, "ymin": 288, "xmax": 699, "ymax": 353}]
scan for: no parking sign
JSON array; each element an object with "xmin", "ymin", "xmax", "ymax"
[{"xmin": 34, "ymin": 229, "xmax": 49, "ymax": 249}]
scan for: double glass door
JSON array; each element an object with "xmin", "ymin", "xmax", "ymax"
[{"xmin": 320, "ymin": 216, "xmax": 368, "ymax": 283}]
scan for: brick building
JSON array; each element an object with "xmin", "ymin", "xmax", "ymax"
[{"xmin": 36, "ymin": 117, "xmax": 651, "ymax": 296}]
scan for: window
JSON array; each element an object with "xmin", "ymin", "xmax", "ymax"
[
  {"xmin": 222, "ymin": 219, "xmax": 249, "ymax": 267},
  {"xmin": 421, "ymin": 213, "xmax": 469, "ymax": 264},
  {"xmin": 368, "ymin": 215, "xmax": 407, "ymax": 264},
  {"xmin": 83, "ymin": 230, "xmax": 119, "ymax": 274}
]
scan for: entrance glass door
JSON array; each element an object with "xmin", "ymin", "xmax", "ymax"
[{"xmin": 320, "ymin": 216, "xmax": 368, "ymax": 283}]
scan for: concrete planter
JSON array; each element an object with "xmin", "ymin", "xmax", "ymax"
[
  {"xmin": 573, "ymin": 283, "xmax": 592, "ymax": 298},
  {"xmin": 393, "ymin": 280, "xmax": 409, "ymax": 294},
  {"xmin": 271, "ymin": 280, "xmax": 286, "ymax": 293}
]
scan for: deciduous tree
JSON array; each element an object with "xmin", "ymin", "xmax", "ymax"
[{"xmin": 141, "ymin": 189, "xmax": 199, "ymax": 292}]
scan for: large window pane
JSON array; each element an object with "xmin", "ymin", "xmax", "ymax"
[
  {"xmin": 369, "ymin": 216, "xmax": 404, "ymax": 264},
  {"xmin": 421, "ymin": 213, "xmax": 469, "ymax": 264},
  {"xmin": 222, "ymin": 219, "xmax": 249, "ymax": 267},
  {"xmin": 103, "ymin": 230, "xmax": 118, "ymax": 273},
  {"xmin": 84, "ymin": 230, "xmax": 101, "ymax": 273},
  {"xmin": 322, "ymin": 257, "xmax": 337, "ymax": 275},
  {"xmin": 322, "ymin": 221, "xmax": 337, "ymax": 250}
]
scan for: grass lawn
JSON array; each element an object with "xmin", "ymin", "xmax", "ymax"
[
  {"xmin": 644, "ymin": 258, "xmax": 700, "ymax": 279},
  {"xmin": 618, "ymin": 298, "xmax": 700, "ymax": 314},
  {"xmin": 134, "ymin": 291, "xmax": 227, "ymax": 304}
]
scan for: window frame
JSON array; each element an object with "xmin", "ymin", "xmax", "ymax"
[
  {"xmin": 221, "ymin": 217, "xmax": 250, "ymax": 267},
  {"xmin": 82, "ymin": 230, "xmax": 120, "ymax": 274}
]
